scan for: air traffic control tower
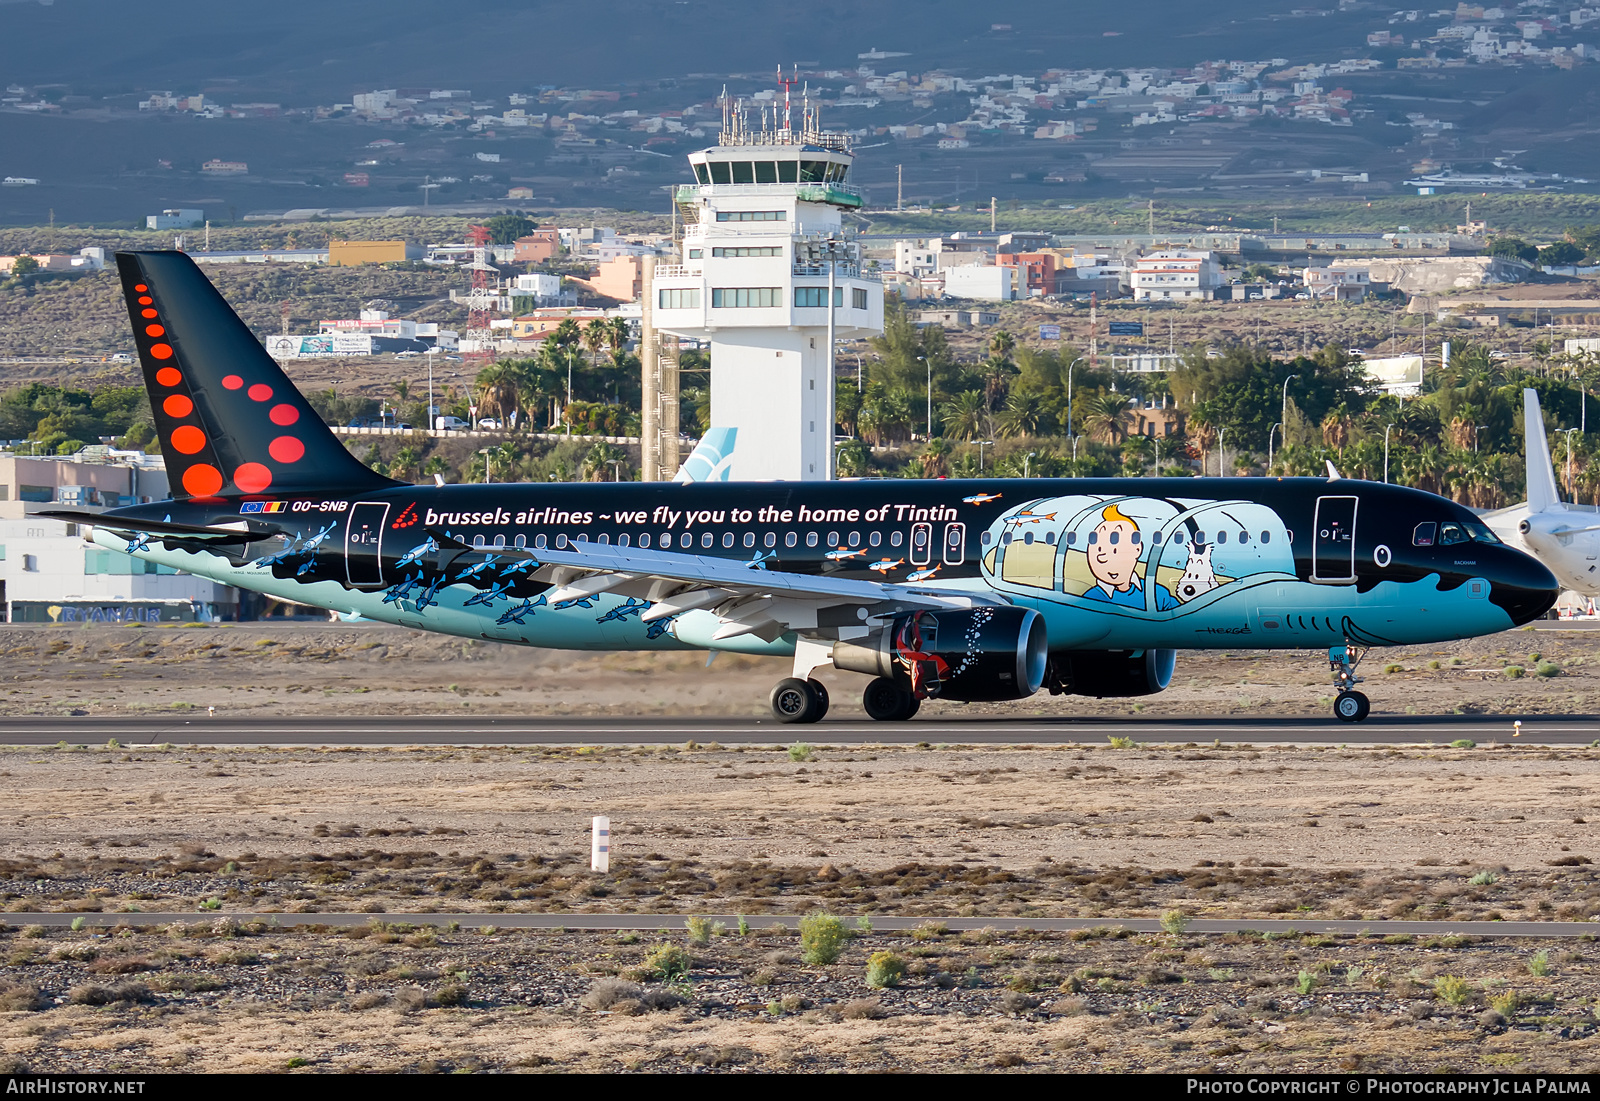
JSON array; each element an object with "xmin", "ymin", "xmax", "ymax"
[{"xmin": 651, "ymin": 82, "xmax": 884, "ymax": 481}]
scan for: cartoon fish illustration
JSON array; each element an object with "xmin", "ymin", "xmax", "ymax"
[
  {"xmin": 746, "ymin": 549, "xmax": 777, "ymax": 570},
  {"xmin": 644, "ymin": 616, "xmax": 675, "ymax": 639},
  {"xmin": 412, "ymin": 575, "xmax": 446, "ymax": 612},
  {"xmin": 455, "ymin": 555, "xmax": 502, "ymax": 581},
  {"xmin": 1006, "ymin": 509, "xmax": 1057, "ymax": 526},
  {"xmin": 596, "ymin": 597, "xmax": 649, "ymax": 624},
  {"xmin": 500, "ymin": 557, "xmax": 540, "ymax": 577},
  {"xmin": 463, "ymin": 580, "xmax": 512, "ymax": 607},
  {"xmin": 906, "ymin": 564, "xmax": 942, "ymax": 582},
  {"xmin": 126, "ymin": 532, "xmax": 154, "ymax": 554},
  {"xmin": 553, "ymin": 592, "xmax": 600, "ymax": 610},
  {"xmin": 962, "ymin": 493, "xmax": 1002, "ymax": 505},
  {"xmin": 496, "ymin": 593, "xmax": 548, "ymax": 625},
  {"xmin": 825, "ymin": 548, "xmax": 867, "ymax": 561},
  {"xmin": 868, "ymin": 558, "xmax": 905, "ymax": 574},
  {"xmin": 381, "ymin": 574, "xmax": 420, "ymax": 605},
  {"xmin": 394, "ymin": 537, "xmax": 438, "ymax": 570}
]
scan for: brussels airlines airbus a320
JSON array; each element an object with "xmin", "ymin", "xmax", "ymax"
[{"xmin": 45, "ymin": 252, "xmax": 1560, "ymax": 724}]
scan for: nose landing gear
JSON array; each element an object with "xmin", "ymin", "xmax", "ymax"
[{"xmin": 1329, "ymin": 644, "xmax": 1370, "ymax": 722}]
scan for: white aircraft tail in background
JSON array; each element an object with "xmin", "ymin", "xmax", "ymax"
[{"xmin": 1483, "ymin": 388, "xmax": 1600, "ymax": 595}]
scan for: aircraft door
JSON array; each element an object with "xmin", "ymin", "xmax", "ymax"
[
  {"xmin": 345, "ymin": 502, "xmax": 389, "ymax": 587},
  {"xmin": 1312, "ymin": 496, "xmax": 1358, "ymax": 583},
  {"xmin": 910, "ymin": 522, "xmax": 933, "ymax": 566}
]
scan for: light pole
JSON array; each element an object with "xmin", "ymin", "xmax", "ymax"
[
  {"xmin": 1383, "ymin": 422, "xmax": 1396, "ymax": 484},
  {"xmin": 427, "ymin": 351, "xmax": 436, "ymax": 431},
  {"xmin": 1153, "ymin": 436, "xmax": 1160, "ymax": 476},
  {"xmin": 1562, "ymin": 428, "xmax": 1581, "ymax": 502},
  {"xmin": 854, "ymin": 353, "xmax": 863, "ymax": 392},
  {"xmin": 1281, "ymin": 373, "xmax": 1298, "ymax": 435},
  {"xmin": 1474, "ymin": 423, "xmax": 1488, "ymax": 453},
  {"xmin": 977, "ymin": 439, "xmax": 993, "ymax": 474},
  {"xmin": 565, "ymin": 347, "xmax": 575, "ymax": 435},
  {"xmin": 1066, "ymin": 356, "xmax": 1084, "ymax": 440},
  {"xmin": 607, "ymin": 459, "xmax": 624, "ymax": 482},
  {"xmin": 478, "ymin": 447, "xmax": 494, "ymax": 484},
  {"xmin": 1025, "ymin": 451, "xmax": 1036, "ymax": 478},
  {"xmin": 1218, "ymin": 427, "xmax": 1228, "ymax": 477},
  {"xmin": 1072, "ymin": 435, "xmax": 1080, "ymax": 463},
  {"xmin": 918, "ymin": 355, "xmax": 930, "ymax": 439},
  {"xmin": 1267, "ymin": 421, "xmax": 1282, "ymax": 474}
]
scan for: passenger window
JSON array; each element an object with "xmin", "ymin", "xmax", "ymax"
[
  {"xmin": 619, "ymin": 533, "xmax": 630, "ymax": 547},
  {"xmin": 535, "ymin": 534, "xmax": 548, "ymax": 549},
  {"xmin": 1131, "ymin": 531, "xmax": 1142, "ymax": 546},
  {"xmin": 827, "ymin": 532, "xmax": 839, "ymax": 547},
  {"xmin": 982, "ymin": 531, "xmax": 992, "ymax": 545},
  {"xmin": 744, "ymin": 532, "xmax": 755, "ymax": 547},
  {"xmin": 786, "ymin": 532, "xmax": 798, "ymax": 547},
  {"xmin": 1045, "ymin": 532, "xmax": 1056, "ymax": 545},
  {"xmin": 473, "ymin": 535, "xmax": 486, "ymax": 547},
  {"xmin": 1172, "ymin": 530, "xmax": 1184, "ymax": 545},
  {"xmin": 1195, "ymin": 531, "xmax": 1206, "ymax": 544},
  {"xmin": 849, "ymin": 531, "xmax": 860, "ymax": 547},
  {"xmin": 494, "ymin": 535, "xmax": 506, "ymax": 548},
  {"xmin": 1002, "ymin": 532, "xmax": 1013, "ymax": 545},
  {"xmin": 575, "ymin": 533, "xmax": 588, "ymax": 543},
  {"xmin": 1412, "ymin": 523, "xmax": 1435, "ymax": 547},
  {"xmin": 1260, "ymin": 531, "xmax": 1271, "ymax": 544},
  {"xmin": 556, "ymin": 534, "xmax": 567, "ymax": 548},
  {"xmin": 1151, "ymin": 531, "xmax": 1162, "ymax": 544},
  {"xmin": 765, "ymin": 532, "xmax": 776, "ymax": 548},
  {"xmin": 1438, "ymin": 522, "xmax": 1468, "ymax": 546},
  {"xmin": 870, "ymin": 531, "xmax": 881, "ymax": 547},
  {"xmin": 1066, "ymin": 531, "xmax": 1076, "ymax": 546},
  {"xmin": 703, "ymin": 533, "xmax": 716, "ymax": 548},
  {"xmin": 640, "ymin": 533, "xmax": 651, "ymax": 548},
  {"xmin": 598, "ymin": 533, "xmax": 610, "ymax": 545},
  {"xmin": 681, "ymin": 533, "xmax": 693, "ymax": 548},
  {"xmin": 662, "ymin": 531, "xmax": 673, "ymax": 547},
  {"xmin": 891, "ymin": 531, "xmax": 903, "ymax": 547},
  {"xmin": 514, "ymin": 534, "xmax": 526, "ymax": 549},
  {"xmin": 722, "ymin": 532, "xmax": 734, "ymax": 548},
  {"xmin": 1237, "ymin": 531, "xmax": 1248, "ymax": 544},
  {"xmin": 1023, "ymin": 531, "xmax": 1034, "ymax": 545},
  {"xmin": 806, "ymin": 532, "xmax": 818, "ymax": 547},
  {"xmin": 1215, "ymin": 531, "xmax": 1227, "ymax": 545},
  {"xmin": 1087, "ymin": 532, "xmax": 1097, "ymax": 545}
]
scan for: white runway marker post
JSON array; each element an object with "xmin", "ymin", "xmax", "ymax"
[{"xmin": 591, "ymin": 816, "xmax": 611, "ymax": 873}]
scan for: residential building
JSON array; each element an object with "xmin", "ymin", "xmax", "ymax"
[
  {"xmin": 1304, "ymin": 264, "xmax": 1372, "ymax": 301},
  {"xmin": 508, "ymin": 307, "xmax": 608, "ymax": 340},
  {"xmin": 513, "ymin": 228, "xmax": 562, "ymax": 263},
  {"xmin": 894, "ymin": 241, "xmax": 937, "ymax": 277},
  {"xmin": 200, "ymin": 160, "xmax": 248, "ymax": 175},
  {"xmin": 1130, "ymin": 250, "xmax": 1222, "ymax": 301},
  {"xmin": 916, "ymin": 307, "xmax": 1000, "ymax": 327},
  {"xmin": 568, "ymin": 254, "xmax": 646, "ymax": 302},
  {"xmin": 146, "ymin": 208, "xmax": 204, "ymax": 230},
  {"xmin": 0, "ymin": 454, "xmax": 237, "ymax": 623},
  {"xmin": 943, "ymin": 264, "xmax": 1019, "ymax": 301}
]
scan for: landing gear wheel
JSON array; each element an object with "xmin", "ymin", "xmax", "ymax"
[
  {"xmin": 1333, "ymin": 691, "xmax": 1370, "ymax": 723},
  {"xmin": 770, "ymin": 678, "xmax": 825, "ymax": 724},
  {"xmin": 807, "ymin": 679, "xmax": 830, "ymax": 718},
  {"xmin": 862, "ymin": 677, "xmax": 920, "ymax": 721}
]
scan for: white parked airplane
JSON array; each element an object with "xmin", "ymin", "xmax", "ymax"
[{"xmin": 1482, "ymin": 389, "xmax": 1600, "ymax": 596}]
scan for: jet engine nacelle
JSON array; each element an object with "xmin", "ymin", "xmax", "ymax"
[
  {"xmin": 832, "ymin": 606, "xmax": 1048, "ymax": 702},
  {"xmin": 1047, "ymin": 648, "xmax": 1178, "ymax": 698}
]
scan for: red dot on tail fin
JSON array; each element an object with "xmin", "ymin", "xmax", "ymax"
[
  {"xmin": 248, "ymin": 384, "xmax": 273, "ymax": 402},
  {"xmin": 269, "ymin": 436, "xmax": 305, "ymax": 463},
  {"xmin": 163, "ymin": 395, "xmax": 194, "ymax": 418},
  {"xmin": 234, "ymin": 463, "xmax": 272, "ymax": 493},
  {"xmin": 269, "ymin": 404, "xmax": 299, "ymax": 426},
  {"xmin": 150, "ymin": 344, "xmax": 174, "ymax": 360},
  {"xmin": 222, "ymin": 375, "xmax": 243, "ymax": 390},
  {"xmin": 171, "ymin": 425, "xmax": 206, "ymax": 454},
  {"xmin": 155, "ymin": 367, "xmax": 181, "ymax": 387},
  {"xmin": 182, "ymin": 464, "xmax": 223, "ymax": 497}
]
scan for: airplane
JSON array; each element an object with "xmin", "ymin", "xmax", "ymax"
[
  {"xmin": 42, "ymin": 251, "xmax": 1560, "ymax": 727},
  {"xmin": 1481, "ymin": 389, "xmax": 1600, "ymax": 596}
]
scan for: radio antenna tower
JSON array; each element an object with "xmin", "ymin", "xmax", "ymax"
[{"xmin": 777, "ymin": 64, "xmax": 798, "ymax": 137}]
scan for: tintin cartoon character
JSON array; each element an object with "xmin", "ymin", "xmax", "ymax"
[{"xmin": 1082, "ymin": 503, "xmax": 1180, "ymax": 611}]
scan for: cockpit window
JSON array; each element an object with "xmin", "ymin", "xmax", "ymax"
[
  {"xmin": 1464, "ymin": 521, "xmax": 1501, "ymax": 544},
  {"xmin": 1438, "ymin": 522, "xmax": 1468, "ymax": 546},
  {"xmin": 1413, "ymin": 522, "xmax": 1436, "ymax": 547}
]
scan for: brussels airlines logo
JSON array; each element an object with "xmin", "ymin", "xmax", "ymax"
[{"xmin": 392, "ymin": 503, "xmax": 420, "ymax": 530}]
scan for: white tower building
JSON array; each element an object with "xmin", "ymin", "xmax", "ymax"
[{"xmin": 653, "ymin": 85, "xmax": 884, "ymax": 481}]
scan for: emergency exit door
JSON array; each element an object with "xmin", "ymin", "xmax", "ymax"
[
  {"xmin": 1312, "ymin": 495, "xmax": 1358, "ymax": 583},
  {"xmin": 345, "ymin": 502, "xmax": 389, "ymax": 587}
]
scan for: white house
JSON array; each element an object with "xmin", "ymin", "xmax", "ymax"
[
  {"xmin": 1131, "ymin": 250, "xmax": 1222, "ymax": 301},
  {"xmin": 942, "ymin": 264, "xmax": 1019, "ymax": 301}
]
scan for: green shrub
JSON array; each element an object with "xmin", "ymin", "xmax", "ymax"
[
  {"xmin": 788, "ymin": 742, "xmax": 813, "ymax": 762},
  {"xmin": 865, "ymin": 951, "xmax": 906, "ymax": 989},
  {"xmin": 910, "ymin": 921, "xmax": 948, "ymax": 942},
  {"xmin": 1489, "ymin": 989, "xmax": 1520, "ymax": 1015},
  {"xmin": 1107, "ymin": 736, "xmax": 1135, "ymax": 750},
  {"xmin": 1450, "ymin": 739, "xmax": 1476, "ymax": 749},
  {"xmin": 1383, "ymin": 663, "xmax": 1403, "ymax": 674},
  {"xmin": 1504, "ymin": 665, "xmax": 1525, "ymax": 679},
  {"xmin": 1295, "ymin": 970, "xmax": 1317, "ymax": 995},
  {"xmin": 1528, "ymin": 949, "xmax": 1551, "ymax": 977},
  {"xmin": 1469, "ymin": 870, "xmax": 1498, "ymax": 886},
  {"xmin": 1160, "ymin": 909, "xmax": 1190, "ymax": 936},
  {"xmin": 1434, "ymin": 975, "xmax": 1473, "ymax": 1005},
  {"xmin": 737, "ymin": 915, "xmax": 750, "ymax": 937},
  {"xmin": 1536, "ymin": 662, "xmax": 1561, "ymax": 678},
  {"xmin": 644, "ymin": 942, "xmax": 692, "ymax": 981},
  {"xmin": 799, "ymin": 913, "xmax": 849, "ymax": 965}
]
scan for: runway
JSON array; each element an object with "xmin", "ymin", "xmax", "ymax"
[
  {"xmin": 9, "ymin": 911, "xmax": 1596, "ymax": 938},
  {"xmin": 0, "ymin": 713, "xmax": 1595, "ymax": 746}
]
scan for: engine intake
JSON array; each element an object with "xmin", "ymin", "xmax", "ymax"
[
  {"xmin": 832, "ymin": 606, "xmax": 1047, "ymax": 702},
  {"xmin": 1047, "ymin": 649, "xmax": 1177, "ymax": 698}
]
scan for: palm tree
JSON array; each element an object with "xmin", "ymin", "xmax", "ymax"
[
  {"xmin": 836, "ymin": 438, "xmax": 870, "ymax": 477},
  {"xmin": 920, "ymin": 438, "xmax": 951, "ymax": 478},
  {"xmin": 550, "ymin": 318, "xmax": 582, "ymax": 349},
  {"xmin": 1320, "ymin": 408, "xmax": 1352, "ymax": 452},
  {"xmin": 582, "ymin": 441, "xmax": 627, "ymax": 481},
  {"xmin": 1080, "ymin": 392, "xmax": 1130, "ymax": 445},
  {"xmin": 939, "ymin": 390, "xmax": 988, "ymax": 441},
  {"xmin": 997, "ymin": 391, "xmax": 1045, "ymax": 439},
  {"xmin": 835, "ymin": 380, "xmax": 863, "ymax": 438},
  {"xmin": 475, "ymin": 363, "xmax": 521, "ymax": 426},
  {"xmin": 582, "ymin": 319, "xmax": 608, "ymax": 367},
  {"xmin": 606, "ymin": 316, "xmax": 631, "ymax": 354}
]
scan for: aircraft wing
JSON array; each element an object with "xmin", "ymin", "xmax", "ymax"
[
  {"xmin": 35, "ymin": 509, "xmax": 284, "ymax": 544},
  {"xmin": 430, "ymin": 530, "xmax": 1000, "ymax": 642}
]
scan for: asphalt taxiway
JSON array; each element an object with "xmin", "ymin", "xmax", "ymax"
[{"xmin": 0, "ymin": 714, "xmax": 1594, "ymax": 746}]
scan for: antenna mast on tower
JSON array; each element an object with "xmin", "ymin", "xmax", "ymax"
[{"xmin": 464, "ymin": 224, "xmax": 496, "ymax": 372}]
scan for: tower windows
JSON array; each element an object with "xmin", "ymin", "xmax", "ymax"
[
  {"xmin": 715, "ymin": 210, "xmax": 786, "ymax": 222},
  {"xmin": 794, "ymin": 287, "xmax": 844, "ymax": 308},
  {"xmin": 711, "ymin": 288, "xmax": 781, "ymax": 308}
]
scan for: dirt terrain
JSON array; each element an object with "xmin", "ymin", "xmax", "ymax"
[
  {"xmin": 1, "ymin": 624, "xmax": 1598, "ymax": 1072},
  {"xmin": 0, "ymin": 620, "xmax": 1595, "ymax": 720}
]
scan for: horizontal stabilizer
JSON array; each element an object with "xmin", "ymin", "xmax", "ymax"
[{"xmin": 35, "ymin": 509, "xmax": 282, "ymax": 543}]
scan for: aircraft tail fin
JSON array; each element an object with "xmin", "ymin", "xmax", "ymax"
[
  {"xmin": 674, "ymin": 426, "xmax": 738, "ymax": 482},
  {"xmin": 1523, "ymin": 387, "xmax": 1561, "ymax": 513},
  {"xmin": 115, "ymin": 250, "xmax": 399, "ymax": 500}
]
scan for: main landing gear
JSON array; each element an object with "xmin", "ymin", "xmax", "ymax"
[
  {"xmin": 1329, "ymin": 644, "xmax": 1370, "ymax": 723},
  {"xmin": 861, "ymin": 676, "xmax": 920, "ymax": 722},
  {"xmin": 770, "ymin": 677, "xmax": 830, "ymax": 724}
]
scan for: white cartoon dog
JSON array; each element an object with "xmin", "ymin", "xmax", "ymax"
[{"xmin": 1175, "ymin": 541, "xmax": 1219, "ymax": 602}]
